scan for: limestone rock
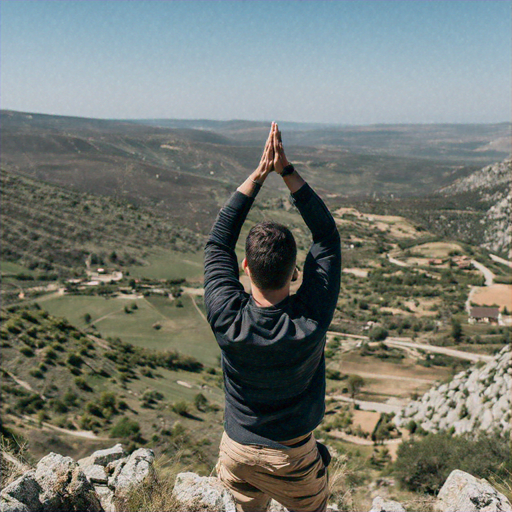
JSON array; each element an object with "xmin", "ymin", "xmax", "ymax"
[
  {"xmin": 78, "ymin": 445, "xmax": 126, "ymax": 469},
  {"xmin": 94, "ymin": 486, "xmax": 116, "ymax": 512},
  {"xmin": 268, "ymin": 499, "xmax": 288, "ymax": 511},
  {"xmin": 434, "ymin": 470, "xmax": 512, "ymax": 512},
  {"xmin": 0, "ymin": 471, "xmax": 41, "ymax": 512},
  {"xmin": 395, "ymin": 346, "xmax": 511, "ymax": 435},
  {"xmin": 34, "ymin": 452, "xmax": 103, "ymax": 512},
  {"xmin": 82, "ymin": 464, "xmax": 108, "ymax": 484},
  {"xmin": 369, "ymin": 496, "xmax": 406, "ymax": 512},
  {"xmin": 173, "ymin": 472, "xmax": 237, "ymax": 512},
  {"xmin": 0, "ymin": 496, "xmax": 30, "ymax": 512},
  {"xmin": 111, "ymin": 448, "xmax": 155, "ymax": 498}
]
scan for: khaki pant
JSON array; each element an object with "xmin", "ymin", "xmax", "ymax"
[{"xmin": 216, "ymin": 432, "xmax": 329, "ymax": 512}]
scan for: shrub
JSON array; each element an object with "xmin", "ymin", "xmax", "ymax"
[
  {"xmin": 19, "ymin": 347, "xmax": 35, "ymax": 357},
  {"xmin": 172, "ymin": 401, "xmax": 190, "ymax": 417},
  {"xmin": 110, "ymin": 417, "xmax": 141, "ymax": 439},
  {"xmin": 369, "ymin": 326, "xmax": 388, "ymax": 342},
  {"xmin": 394, "ymin": 431, "xmax": 511, "ymax": 495},
  {"xmin": 74, "ymin": 377, "xmax": 92, "ymax": 391},
  {"xmin": 194, "ymin": 393, "xmax": 208, "ymax": 411},
  {"xmin": 67, "ymin": 353, "xmax": 83, "ymax": 367}
]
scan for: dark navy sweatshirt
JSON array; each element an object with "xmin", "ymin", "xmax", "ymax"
[{"xmin": 204, "ymin": 183, "xmax": 341, "ymax": 448}]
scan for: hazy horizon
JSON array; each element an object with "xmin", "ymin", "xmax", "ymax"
[{"xmin": 1, "ymin": 1, "xmax": 511, "ymax": 125}]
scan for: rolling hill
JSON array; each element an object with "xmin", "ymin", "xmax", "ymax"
[{"xmin": 1, "ymin": 110, "xmax": 492, "ymax": 236}]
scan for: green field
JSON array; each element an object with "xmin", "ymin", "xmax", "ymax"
[
  {"xmin": 37, "ymin": 293, "xmax": 219, "ymax": 366},
  {"xmin": 127, "ymin": 249, "xmax": 204, "ymax": 281}
]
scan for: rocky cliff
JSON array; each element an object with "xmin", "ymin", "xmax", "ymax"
[
  {"xmin": 395, "ymin": 345, "xmax": 511, "ymax": 435},
  {"xmin": 439, "ymin": 158, "xmax": 512, "ymax": 258}
]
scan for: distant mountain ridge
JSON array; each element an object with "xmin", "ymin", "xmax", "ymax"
[
  {"xmin": 1, "ymin": 110, "xmax": 486, "ymax": 235},
  {"xmin": 439, "ymin": 158, "xmax": 511, "ymax": 257}
]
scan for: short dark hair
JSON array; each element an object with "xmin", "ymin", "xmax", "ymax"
[{"xmin": 245, "ymin": 221, "xmax": 297, "ymax": 291}]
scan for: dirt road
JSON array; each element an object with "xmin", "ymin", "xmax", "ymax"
[
  {"xmin": 471, "ymin": 260, "xmax": 495, "ymax": 286},
  {"xmin": 330, "ymin": 396, "xmax": 402, "ymax": 414},
  {"xmin": 385, "ymin": 338, "xmax": 492, "ymax": 363},
  {"xmin": 490, "ymin": 254, "xmax": 512, "ymax": 268}
]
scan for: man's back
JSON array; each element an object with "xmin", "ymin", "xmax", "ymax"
[
  {"xmin": 205, "ymin": 181, "xmax": 341, "ymax": 446},
  {"xmin": 204, "ymin": 123, "xmax": 341, "ymax": 512}
]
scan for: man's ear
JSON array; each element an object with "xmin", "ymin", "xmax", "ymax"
[{"xmin": 242, "ymin": 257, "xmax": 250, "ymax": 276}]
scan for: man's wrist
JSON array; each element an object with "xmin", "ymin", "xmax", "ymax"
[{"xmin": 280, "ymin": 164, "xmax": 295, "ymax": 177}]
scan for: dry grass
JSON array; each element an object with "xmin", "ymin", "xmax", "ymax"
[
  {"xmin": 0, "ymin": 436, "xmax": 31, "ymax": 488},
  {"xmin": 489, "ymin": 469, "xmax": 512, "ymax": 503},
  {"xmin": 401, "ymin": 494, "xmax": 436, "ymax": 512},
  {"xmin": 118, "ymin": 453, "xmax": 185, "ymax": 512},
  {"xmin": 328, "ymin": 455, "xmax": 364, "ymax": 512}
]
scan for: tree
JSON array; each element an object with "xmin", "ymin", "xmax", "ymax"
[
  {"xmin": 451, "ymin": 318, "xmax": 463, "ymax": 344},
  {"xmin": 347, "ymin": 374, "xmax": 365, "ymax": 400},
  {"xmin": 84, "ymin": 313, "xmax": 92, "ymax": 324},
  {"xmin": 369, "ymin": 326, "xmax": 388, "ymax": 342},
  {"xmin": 194, "ymin": 393, "xmax": 208, "ymax": 411}
]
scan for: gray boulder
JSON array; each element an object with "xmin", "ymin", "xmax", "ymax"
[
  {"xmin": 78, "ymin": 445, "xmax": 126, "ymax": 469},
  {"xmin": 111, "ymin": 448, "xmax": 155, "ymax": 499},
  {"xmin": 173, "ymin": 472, "xmax": 237, "ymax": 512},
  {"xmin": 34, "ymin": 453, "xmax": 103, "ymax": 512},
  {"xmin": 94, "ymin": 486, "xmax": 116, "ymax": 512},
  {"xmin": 0, "ymin": 471, "xmax": 41, "ymax": 511},
  {"xmin": 82, "ymin": 464, "xmax": 108, "ymax": 485},
  {"xmin": 369, "ymin": 496, "xmax": 406, "ymax": 512},
  {"xmin": 0, "ymin": 496, "xmax": 30, "ymax": 512},
  {"xmin": 435, "ymin": 470, "xmax": 512, "ymax": 512}
]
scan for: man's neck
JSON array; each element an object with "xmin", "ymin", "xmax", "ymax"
[{"xmin": 251, "ymin": 285, "xmax": 290, "ymax": 308}]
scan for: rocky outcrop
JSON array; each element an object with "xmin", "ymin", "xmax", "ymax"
[
  {"xmin": 395, "ymin": 345, "xmax": 511, "ymax": 435},
  {"xmin": 1, "ymin": 453, "xmax": 103, "ymax": 512},
  {"xmin": 368, "ymin": 496, "xmax": 406, "ymax": 512},
  {"xmin": 173, "ymin": 472, "xmax": 237, "ymax": 512},
  {"xmin": 0, "ymin": 447, "xmax": 154, "ymax": 512},
  {"xmin": 2, "ymin": 446, "xmax": 511, "ymax": 512},
  {"xmin": 440, "ymin": 159, "xmax": 511, "ymax": 257},
  {"xmin": 434, "ymin": 470, "xmax": 512, "ymax": 512}
]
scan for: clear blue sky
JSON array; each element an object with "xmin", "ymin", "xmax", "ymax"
[{"xmin": 1, "ymin": 0, "xmax": 510, "ymax": 124}]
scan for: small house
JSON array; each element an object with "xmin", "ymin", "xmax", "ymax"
[{"xmin": 469, "ymin": 307, "xmax": 501, "ymax": 324}]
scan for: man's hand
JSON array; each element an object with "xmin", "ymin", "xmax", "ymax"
[
  {"xmin": 272, "ymin": 123, "xmax": 290, "ymax": 175},
  {"xmin": 237, "ymin": 124, "xmax": 276, "ymax": 196},
  {"xmin": 253, "ymin": 124, "xmax": 276, "ymax": 183}
]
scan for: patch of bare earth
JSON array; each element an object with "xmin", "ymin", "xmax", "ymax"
[{"xmin": 472, "ymin": 284, "xmax": 512, "ymax": 311}]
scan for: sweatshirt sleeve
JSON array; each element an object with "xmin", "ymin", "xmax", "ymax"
[
  {"xmin": 291, "ymin": 183, "xmax": 341, "ymax": 326},
  {"xmin": 204, "ymin": 191, "xmax": 254, "ymax": 328}
]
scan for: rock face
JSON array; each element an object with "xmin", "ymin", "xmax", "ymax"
[
  {"xmin": 0, "ymin": 446, "xmax": 155, "ymax": 512},
  {"xmin": 395, "ymin": 345, "xmax": 511, "ymax": 435},
  {"xmin": 368, "ymin": 496, "xmax": 406, "ymax": 512},
  {"xmin": 1, "ymin": 453, "xmax": 102, "ymax": 512},
  {"xmin": 434, "ymin": 470, "xmax": 512, "ymax": 512},
  {"xmin": 440, "ymin": 158, "xmax": 511, "ymax": 257},
  {"xmin": 108, "ymin": 448, "xmax": 155, "ymax": 499},
  {"xmin": 173, "ymin": 472, "xmax": 237, "ymax": 512}
]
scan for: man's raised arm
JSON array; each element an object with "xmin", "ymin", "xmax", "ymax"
[
  {"xmin": 203, "ymin": 125, "xmax": 275, "ymax": 328},
  {"xmin": 272, "ymin": 125, "xmax": 341, "ymax": 326}
]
